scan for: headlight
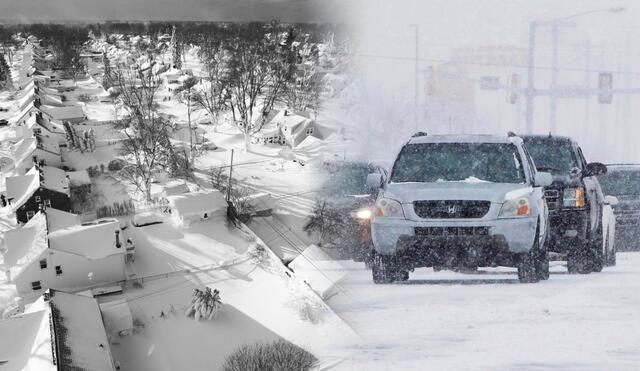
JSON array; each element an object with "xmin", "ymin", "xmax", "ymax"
[
  {"xmin": 563, "ymin": 187, "xmax": 585, "ymax": 208},
  {"xmin": 375, "ymin": 198, "xmax": 405, "ymax": 218},
  {"xmin": 499, "ymin": 197, "xmax": 530, "ymax": 217},
  {"xmin": 351, "ymin": 208, "xmax": 372, "ymax": 221}
]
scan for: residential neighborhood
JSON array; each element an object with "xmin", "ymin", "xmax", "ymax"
[{"xmin": 0, "ymin": 23, "xmax": 356, "ymax": 370}]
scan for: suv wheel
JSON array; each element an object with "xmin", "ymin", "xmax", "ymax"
[
  {"xmin": 588, "ymin": 224, "xmax": 605, "ymax": 273},
  {"xmin": 518, "ymin": 225, "xmax": 542, "ymax": 283},
  {"xmin": 535, "ymin": 234, "xmax": 550, "ymax": 281},
  {"xmin": 567, "ymin": 235, "xmax": 593, "ymax": 274},
  {"xmin": 372, "ymin": 252, "xmax": 397, "ymax": 284}
]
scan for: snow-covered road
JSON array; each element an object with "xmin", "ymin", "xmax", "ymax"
[{"xmin": 328, "ymin": 252, "xmax": 640, "ymax": 370}]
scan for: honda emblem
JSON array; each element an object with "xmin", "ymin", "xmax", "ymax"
[{"xmin": 447, "ymin": 205, "xmax": 456, "ymax": 214}]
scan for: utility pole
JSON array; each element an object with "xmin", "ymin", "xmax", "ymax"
[
  {"xmin": 410, "ymin": 24, "xmax": 419, "ymax": 132},
  {"xmin": 550, "ymin": 24, "xmax": 559, "ymax": 134},
  {"xmin": 525, "ymin": 21, "xmax": 536, "ymax": 135},
  {"xmin": 226, "ymin": 149, "xmax": 234, "ymax": 202}
]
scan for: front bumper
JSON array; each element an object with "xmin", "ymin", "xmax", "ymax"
[
  {"xmin": 547, "ymin": 208, "xmax": 588, "ymax": 253},
  {"xmin": 371, "ymin": 216, "xmax": 537, "ymax": 257}
]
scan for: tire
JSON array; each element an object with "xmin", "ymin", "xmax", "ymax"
[
  {"xmin": 518, "ymin": 225, "xmax": 541, "ymax": 283},
  {"xmin": 535, "ymin": 236, "xmax": 550, "ymax": 281},
  {"xmin": 567, "ymin": 248, "xmax": 590, "ymax": 274},
  {"xmin": 372, "ymin": 252, "xmax": 396, "ymax": 284},
  {"xmin": 589, "ymin": 224, "xmax": 605, "ymax": 273}
]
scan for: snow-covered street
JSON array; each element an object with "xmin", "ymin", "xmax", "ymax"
[{"xmin": 329, "ymin": 252, "xmax": 640, "ymax": 370}]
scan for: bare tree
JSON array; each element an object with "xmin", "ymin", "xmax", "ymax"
[
  {"xmin": 194, "ymin": 41, "xmax": 229, "ymax": 131},
  {"xmin": 225, "ymin": 23, "xmax": 296, "ymax": 151}
]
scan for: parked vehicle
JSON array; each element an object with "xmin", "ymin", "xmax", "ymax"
[
  {"xmin": 315, "ymin": 160, "xmax": 387, "ymax": 263},
  {"xmin": 521, "ymin": 135, "xmax": 616, "ymax": 273},
  {"xmin": 368, "ymin": 133, "xmax": 552, "ymax": 284},
  {"xmin": 600, "ymin": 164, "xmax": 640, "ymax": 250}
]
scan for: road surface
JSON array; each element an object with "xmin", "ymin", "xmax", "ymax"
[{"xmin": 328, "ymin": 252, "xmax": 640, "ymax": 370}]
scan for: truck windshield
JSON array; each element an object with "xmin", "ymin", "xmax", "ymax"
[
  {"xmin": 390, "ymin": 142, "xmax": 526, "ymax": 184},
  {"xmin": 599, "ymin": 170, "xmax": 640, "ymax": 196},
  {"xmin": 523, "ymin": 139, "xmax": 578, "ymax": 175}
]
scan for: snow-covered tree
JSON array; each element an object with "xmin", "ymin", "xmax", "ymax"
[
  {"xmin": 0, "ymin": 54, "xmax": 10, "ymax": 89},
  {"xmin": 185, "ymin": 287, "xmax": 223, "ymax": 321}
]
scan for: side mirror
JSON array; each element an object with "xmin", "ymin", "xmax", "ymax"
[
  {"xmin": 534, "ymin": 171, "xmax": 553, "ymax": 187},
  {"xmin": 604, "ymin": 195, "xmax": 619, "ymax": 206},
  {"xmin": 584, "ymin": 162, "xmax": 607, "ymax": 177},
  {"xmin": 366, "ymin": 173, "xmax": 383, "ymax": 189}
]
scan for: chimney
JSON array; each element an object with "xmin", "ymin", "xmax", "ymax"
[{"xmin": 115, "ymin": 230, "xmax": 122, "ymax": 248}]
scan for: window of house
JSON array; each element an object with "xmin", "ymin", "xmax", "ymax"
[
  {"xmin": 26, "ymin": 211, "xmax": 35, "ymax": 219},
  {"xmin": 35, "ymin": 195, "xmax": 41, "ymax": 202},
  {"xmin": 44, "ymin": 199, "xmax": 51, "ymax": 207},
  {"xmin": 55, "ymin": 266, "xmax": 63, "ymax": 276},
  {"xmin": 31, "ymin": 281, "xmax": 42, "ymax": 291},
  {"xmin": 39, "ymin": 259, "xmax": 47, "ymax": 269},
  {"xmin": 306, "ymin": 127, "xmax": 314, "ymax": 135}
]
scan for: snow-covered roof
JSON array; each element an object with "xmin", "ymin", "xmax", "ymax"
[
  {"xmin": 41, "ymin": 166, "xmax": 69, "ymax": 195},
  {"xmin": 408, "ymin": 134, "xmax": 520, "ymax": 145},
  {"xmin": 48, "ymin": 219, "xmax": 122, "ymax": 260},
  {"xmin": 48, "ymin": 290, "xmax": 116, "ymax": 371},
  {"xmin": 99, "ymin": 299, "xmax": 134, "ymax": 335},
  {"xmin": 67, "ymin": 170, "xmax": 91, "ymax": 187},
  {"xmin": 3, "ymin": 211, "xmax": 49, "ymax": 280},
  {"xmin": 167, "ymin": 191, "xmax": 227, "ymax": 217},
  {"xmin": 164, "ymin": 181, "xmax": 189, "ymax": 196},
  {"xmin": 272, "ymin": 110, "xmax": 313, "ymax": 130},
  {"xmin": 41, "ymin": 105, "xmax": 85, "ymax": 122},
  {"xmin": 5, "ymin": 167, "xmax": 40, "ymax": 208},
  {"xmin": 45, "ymin": 208, "xmax": 80, "ymax": 232},
  {"xmin": 0, "ymin": 306, "xmax": 55, "ymax": 370}
]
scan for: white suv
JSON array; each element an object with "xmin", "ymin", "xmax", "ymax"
[{"xmin": 367, "ymin": 134, "xmax": 553, "ymax": 283}]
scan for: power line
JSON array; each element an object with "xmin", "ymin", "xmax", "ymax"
[{"xmin": 350, "ymin": 53, "xmax": 640, "ymax": 77}]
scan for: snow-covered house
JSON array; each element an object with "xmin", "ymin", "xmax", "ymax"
[
  {"xmin": 252, "ymin": 110, "xmax": 327, "ymax": 148},
  {"xmin": 5, "ymin": 166, "xmax": 71, "ymax": 223},
  {"xmin": 9, "ymin": 136, "xmax": 62, "ymax": 174},
  {"xmin": 41, "ymin": 105, "xmax": 86, "ymax": 124},
  {"xmin": 167, "ymin": 190, "xmax": 227, "ymax": 226},
  {"xmin": 0, "ymin": 290, "xmax": 117, "ymax": 370},
  {"xmin": 3, "ymin": 212, "xmax": 127, "ymax": 294}
]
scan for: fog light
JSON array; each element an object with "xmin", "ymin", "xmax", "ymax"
[{"xmin": 564, "ymin": 230, "xmax": 578, "ymax": 237}]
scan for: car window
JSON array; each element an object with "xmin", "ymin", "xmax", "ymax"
[
  {"xmin": 523, "ymin": 140, "xmax": 578, "ymax": 175},
  {"xmin": 390, "ymin": 142, "xmax": 526, "ymax": 184},
  {"xmin": 599, "ymin": 170, "xmax": 640, "ymax": 196}
]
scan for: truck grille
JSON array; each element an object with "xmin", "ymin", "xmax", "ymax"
[
  {"xmin": 544, "ymin": 189, "xmax": 561, "ymax": 210},
  {"xmin": 413, "ymin": 200, "xmax": 491, "ymax": 219},
  {"xmin": 415, "ymin": 226, "xmax": 490, "ymax": 236}
]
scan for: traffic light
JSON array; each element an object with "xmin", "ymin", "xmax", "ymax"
[
  {"xmin": 508, "ymin": 73, "xmax": 519, "ymax": 104},
  {"xmin": 598, "ymin": 72, "xmax": 613, "ymax": 104}
]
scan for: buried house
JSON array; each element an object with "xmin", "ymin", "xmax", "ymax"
[
  {"xmin": 2, "ymin": 211, "xmax": 128, "ymax": 295},
  {"xmin": 251, "ymin": 110, "xmax": 331, "ymax": 148},
  {"xmin": 5, "ymin": 165, "xmax": 71, "ymax": 224},
  {"xmin": 0, "ymin": 289, "xmax": 117, "ymax": 370},
  {"xmin": 166, "ymin": 190, "xmax": 227, "ymax": 227}
]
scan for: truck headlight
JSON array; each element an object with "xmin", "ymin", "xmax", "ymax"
[
  {"xmin": 351, "ymin": 208, "xmax": 372, "ymax": 221},
  {"xmin": 563, "ymin": 187, "xmax": 585, "ymax": 208},
  {"xmin": 499, "ymin": 197, "xmax": 530, "ymax": 217},
  {"xmin": 375, "ymin": 198, "xmax": 405, "ymax": 218}
]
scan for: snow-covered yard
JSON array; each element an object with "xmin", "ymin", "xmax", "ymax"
[{"xmin": 328, "ymin": 252, "xmax": 640, "ymax": 370}]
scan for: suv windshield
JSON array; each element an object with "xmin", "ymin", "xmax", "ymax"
[
  {"xmin": 599, "ymin": 170, "xmax": 640, "ymax": 196},
  {"xmin": 322, "ymin": 162, "xmax": 375, "ymax": 196},
  {"xmin": 390, "ymin": 142, "xmax": 526, "ymax": 184},
  {"xmin": 523, "ymin": 139, "xmax": 578, "ymax": 175}
]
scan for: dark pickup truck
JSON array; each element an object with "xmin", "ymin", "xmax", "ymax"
[{"xmin": 522, "ymin": 135, "xmax": 614, "ymax": 273}]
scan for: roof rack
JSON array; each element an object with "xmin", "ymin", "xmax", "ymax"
[{"xmin": 411, "ymin": 131, "xmax": 428, "ymax": 138}]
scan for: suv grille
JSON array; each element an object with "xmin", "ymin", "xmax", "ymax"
[
  {"xmin": 413, "ymin": 200, "xmax": 491, "ymax": 219},
  {"xmin": 415, "ymin": 226, "xmax": 490, "ymax": 236},
  {"xmin": 544, "ymin": 189, "xmax": 561, "ymax": 210}
]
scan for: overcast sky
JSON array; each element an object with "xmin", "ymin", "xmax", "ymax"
[{"xmin": 0, "ymin": 0, "xmax": 349, "ymax": 23}]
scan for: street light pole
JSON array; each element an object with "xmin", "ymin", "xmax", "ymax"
[
  {"xmin": 525, "ymin": 21, "xmax": 536, "ymax": 134},
  {"xmin": 550, "ymin": 24, "xmax": 559, "ymax": 134}
]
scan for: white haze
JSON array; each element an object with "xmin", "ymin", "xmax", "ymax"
[{"xmin": 341, "ymin": 0, "xmax": 640, "ymax": 166}]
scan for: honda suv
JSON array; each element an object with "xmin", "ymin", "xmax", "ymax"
[
  {"xmin": 367, "ymin": 134, "xmax": 552, "ymax": 284},
  {"xmin": 521, "ymin": 135, "xmax": 613, "ymax": 273}
]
